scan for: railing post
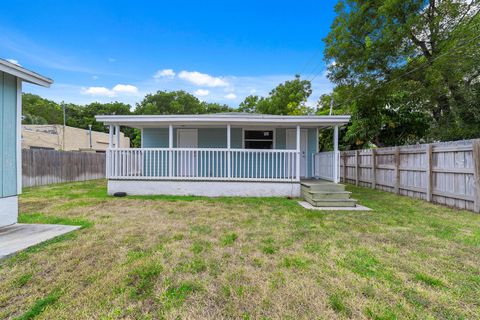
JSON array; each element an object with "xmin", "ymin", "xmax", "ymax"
[
  {"xmin": 115, "ymin": 125, "xmax": 121, "ymax": 148},
  {"xmin": 227, "ymin": 124, "xmax": 231, "ymax": 179},
  {"xmin": 168, "ymin": 125, "xmax": 173, "ymax": 178},
  {"xmin": 296, "ymin": 125, "xmax": 301, "ymax": 181},
  {"xmin": 333, "ymin": 125, "xmax": 339, "ymax": 183}
]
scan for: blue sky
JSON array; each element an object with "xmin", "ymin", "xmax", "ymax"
[{"xmin": 0, "ymin": 0, "xmax": 337, "ymax": 108}]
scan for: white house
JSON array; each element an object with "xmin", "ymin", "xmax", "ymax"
[
  {"xmin": 0, "ymin": 59, "xmax": 53, "ymax": 227},
  {"xmin": 95, "ymin": 113, "xmax": 350, "ymax": 198}
]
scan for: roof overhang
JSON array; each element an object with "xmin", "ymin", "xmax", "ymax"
[
  {"xmin": 0, "ymin": 59, "xmax": 53, "ymax": 87},
  {"xmin": 95, "ymin": 114, "xmax": 351, "ymax": 129}
]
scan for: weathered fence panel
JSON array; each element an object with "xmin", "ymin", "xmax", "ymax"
[
  {"xmin": 22, "ymin": 149, "xmax": 106, "ymax": 187},
  {"xmin": 341, "ymin": 139, "xmax": 480, "ymax": 213}
]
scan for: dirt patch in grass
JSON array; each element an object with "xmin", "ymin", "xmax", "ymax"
[{"xmin": 0, "ymin": 179, "xmax": 479, "ymax": 319}]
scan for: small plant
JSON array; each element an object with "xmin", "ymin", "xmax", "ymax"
[
  {"xmin": 126, "ymin": 261, "xmax": 163, "ymax": 299},
  {"xmin": 12, "ymin": 273, "xmax": 33, "ymax": 288},
  {"xmin": 328, "ymin": 293, "xmax": 350, "ymax": 316},
  {"xmin": 162, "ymin": 282, "xmax": 202, "ymax": 309},
  {"xmin": 221, "ymin": 233, "xmax": 238, "ymax": 246},
  {"xmin": 16, "ymin": 289, "xmax": 62, "ymax": 320},
  {"xmin": 415, "ymin": 273, "xmax": 444, "ymax": 287}
]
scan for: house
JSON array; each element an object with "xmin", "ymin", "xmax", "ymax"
[
  {"xmin": 22, "ymin": 124, "xmax": 130, "ymax": 152},
  {"xmin": 0, "ymin": 59, "xmax": 53, "ymax": 227},
  {"xmin": 95, "ymin": 113, "xmax": 350, "ymax": 197}
]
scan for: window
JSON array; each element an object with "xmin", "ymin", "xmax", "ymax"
[{"xmin": 244, "ymin": 130, "xmax": 273, "ymax": 149}]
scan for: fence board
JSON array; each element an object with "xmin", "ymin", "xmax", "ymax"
[
  {"xmin": 339, "ymin": 139, "xmax": 480, "ymax": 213},
  {"xmin": 22, "ymin": 149, "xmax": 106, "ymax": 188}
]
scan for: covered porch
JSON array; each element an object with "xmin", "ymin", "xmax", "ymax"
[{"xmin": 96, "ymin": 114, "xmax": 350, "ymax": 196}]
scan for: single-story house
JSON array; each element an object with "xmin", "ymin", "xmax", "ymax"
[
  {"xmin": 96, "ymin": 113, "xmax": 350, "ymax": 197},
  {"xmin": 0, "ymin": 59, "xmax": 53, "ymax": 227}
]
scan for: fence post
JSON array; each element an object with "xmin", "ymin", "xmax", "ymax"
[
  {"xmin": 394, "ymin": 147, "xmax": 400, "ymax": 194},
  {"xmin": 472, "ymin": 140, "xmax": 480, "ymax": 213},
  {"xmin": 355, "ymin": 150, "xmax": 359, "ymax": 186},
  {"xmin": 426, "ymin": 144, "xmax": 433, "ymax": 202},
  {"xmin": 371, "ymin": 149, "xmax": 376, "ymax": 189},
  {"xmin": 342, "ymin": 152, "xmax": 347, "ymax": 183}
]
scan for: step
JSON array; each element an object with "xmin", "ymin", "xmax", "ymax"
[
  {"xmin": 304, "ymin": 197, "xmax": 358, "ymax": 207},
  {"xmin": 302, "ymin": 190, "xmax": 352, "ymax": 200},
  {"xmin": 301, "ymin": 183, "xmax": 346, "ymax": 192}
]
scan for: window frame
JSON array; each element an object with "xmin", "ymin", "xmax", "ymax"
[{"xmin": 242, "ymin": 128, "xmax": 276, "ymax": 149}]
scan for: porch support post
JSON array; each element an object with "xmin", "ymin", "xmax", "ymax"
[
  {"xmin": 169, "ymin": 124, "xmax": 173, "ymax": 177},
  {"xmin": 227, "ymin": 124, "xmax": 231, "ymax": 178},
  {"xmin": 115, "ymin": 125, "xmax": 121, "ymax": 148},
  {"xmin": 296, "ymin": 125, "xmax": 300, "ymax": 181},
  {"xmin": 333, "ymin": 125, "xmax": 339, "ymax": 183},
  {"xmin": 108, "ymin": 125, "xmax": 113, "ymax": 148}
]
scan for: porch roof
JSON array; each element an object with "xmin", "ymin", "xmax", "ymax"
[{"xmin": 95, "ymin": 113, "xmax": 351, "ymax": 129}]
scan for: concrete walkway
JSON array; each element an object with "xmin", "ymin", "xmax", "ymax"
[{"xmin": 0, "ymin": 223, "xmax": 80, "ymax": 260}]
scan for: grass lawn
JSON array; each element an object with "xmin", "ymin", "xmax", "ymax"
[{"xmin": 1, "ymin": 180, "xmax": 480, "ymax": 319}]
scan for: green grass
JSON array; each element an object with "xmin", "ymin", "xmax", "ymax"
[{"xmin": 1, "ymin": 179, "xmax": 479, "ymax": 319}]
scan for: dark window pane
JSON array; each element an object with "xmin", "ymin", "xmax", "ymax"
[
  {"xmin": 245, "ymin": 140, "xmax": 273, "ymax": 149},
  {"xmin": 245, "ymin": 130, "xmax": 273, "ymax": 140}
]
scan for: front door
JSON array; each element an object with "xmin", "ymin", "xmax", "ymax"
[
  {"xmin": 286, "ymin": 129, "xmax": 308, "ymax": 177},
  {"xmin": 177, "ymin": 129, "xmax": 198, "ymax": 176}
]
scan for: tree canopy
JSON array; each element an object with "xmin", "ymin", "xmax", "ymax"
[
  {"xmin": 323, "ymin": 0, "xmax": 480, "ymax": 148},
  {"xmin": 239, "ymin": 75, "xmax": 313, "ymax": 115}
]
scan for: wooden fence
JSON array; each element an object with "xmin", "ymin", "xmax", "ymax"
[
  {"xmin": 22, "ymin": 149, "xmax": 106, "ymax": 187},
  {"xmin": 340, "ymin": 139, "xmax": 480, "ymax": 213}
]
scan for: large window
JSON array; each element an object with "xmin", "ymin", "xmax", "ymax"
[{"xmin": 244, "ymin": 130, "xmax": 273, "ymax": 149}]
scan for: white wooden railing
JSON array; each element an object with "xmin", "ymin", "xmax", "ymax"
[
  {"xmin": 107, "ymin": 148, "xmax": 299, "ymax": 182},
  {"xmin": 313, "ymin": 151, "xmax": 340, "ymax": 182}
]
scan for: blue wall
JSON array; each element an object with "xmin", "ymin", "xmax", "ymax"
[
  {"xmin": 0, "ymin": 71, "xmax": 18, "ymax": 198},
  {"xmin": 142, "ymin": 126, "xmax": 318, "ymax": 177}
]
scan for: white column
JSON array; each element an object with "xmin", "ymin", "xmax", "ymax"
[
  {"xmin": 333, "ymin": 125, "xmax": 339, "ymax": 183},
  {"xmin": 108, "ymin": 125, "xmax": 114, "ymax": 148},
  {"xmin": 227, "ymin": 124, "xmax": 231, "ymax": 178},
  {"xmin": 115, "ymin": 125, "xmax": 121, "ymax": 148},
  {"xmin": 168, "ymin": 124, "xmax": 173, "ymax": 177},
  {"xmin": 296, "ymin": 125, "xmax": 300, "ymax": 181},
  {"xmin": 140, "ymin": 128, "xmax": 144, "ymax": 148}
]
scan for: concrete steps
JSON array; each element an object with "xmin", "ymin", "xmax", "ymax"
[{"xmin": 301, "ymin": 180, "xmax": 357, "ymax": 207}]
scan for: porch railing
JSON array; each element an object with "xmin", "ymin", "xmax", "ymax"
[
  {"xmin": 107, "ymin": 148, "xmax": 299, "ymax": 182},
  {"xmin": 313, "ymin": 151, "xmax": 340, "ymax": 182}
]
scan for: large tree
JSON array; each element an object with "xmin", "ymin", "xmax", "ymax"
[
  {"xmin": 324, "ymin": 0, "xmax": 480, "ymax": 147},
  {"xmin": 238, "ymin": 75, "xmax": 313, "ymax": 115},
  {"xmin": 134, "ymin": 90, "xmax": 231, "ymax": 115}
]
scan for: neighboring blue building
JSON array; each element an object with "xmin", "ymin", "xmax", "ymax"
[
  {"xmin": 0, "ymin": 59, "xmax": 52, "ymax": 227},
  {"xmin": 96, "ymin": 113, "xmax": 350, "ymax": 197}
]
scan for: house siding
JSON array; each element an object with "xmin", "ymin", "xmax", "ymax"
[
  {"xmin": 141, "ymin": 126, "xmax": 318, "ymax": 178},
  {"xmin": 0, "ymin": 71, "xmax": 18, "ymax": 198}
]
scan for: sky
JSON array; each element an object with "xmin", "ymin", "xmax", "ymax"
[{"xmin": 0, "ymin": 0, "xmax": 338, "ymax": 109}]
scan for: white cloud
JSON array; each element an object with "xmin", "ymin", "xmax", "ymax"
[
  {"xmin": 82, "ymin": 84, "xmax": 139, "ymax": 97},
  {"xmin": 83, "ymin": 86, "xmax": 115, "ymax": 97},
  {"xmin": 194, "ymin": 89, "xmax": 210, "ymax": 96},
  {"xmin": 6, "ymin": 58, "xmax": 20, "ymax": 66},
  {"xmin": 154, "ymin": 69, "xmax": 176, "ymax": 79},
  {"xmin": 225, "ymin": 93, "xmax": 237, "ymax": 100},
  {"xmin": 92, "ymin": 75, "xmax": 98, "ymax": 80},
  {"xmin": 112, "ymin": 84, "xmax": 139, "ymax": 94},
  {"xmin": 178, "ymin": 70, "xmax": 229, "ymax": 87},
  {"xmin": 108, "ymin": 58, "xmax": 116, "ymax": 63}
]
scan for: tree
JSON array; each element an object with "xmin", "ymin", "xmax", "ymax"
[
  {"xmin": 238, "ymin": 75, "xmax": 314, "ymax": 115},
  {"xmin": 134, "ymin": 90, "xmax": 231, "ymax": 115},
  {"xmin": 324, "ymin": 0, "xmax": 480, "ymax": 146},
  {"xmin": 22, "ymin": 93, "xmax": 63, "ymax": 124}
]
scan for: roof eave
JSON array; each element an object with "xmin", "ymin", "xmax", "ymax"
[{"xmin": 0, "ymin": 59, "xmax": 53, "ymax": 87}]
